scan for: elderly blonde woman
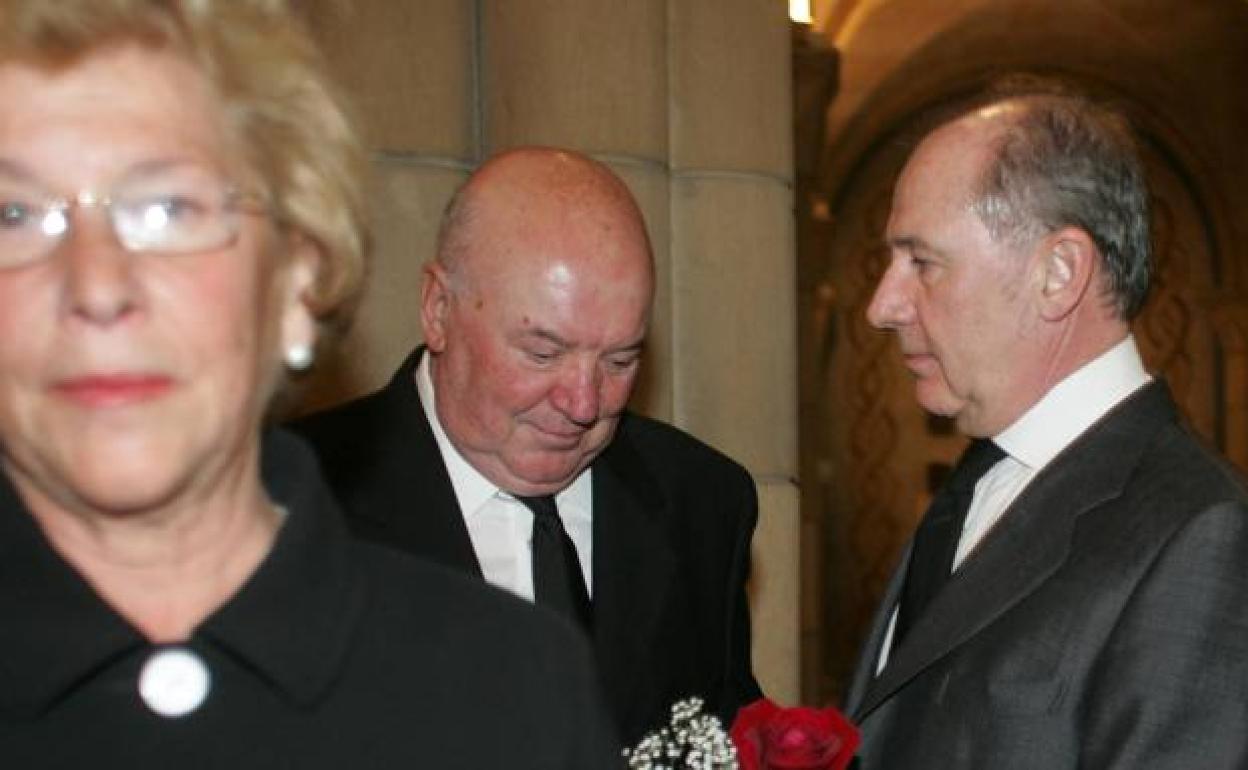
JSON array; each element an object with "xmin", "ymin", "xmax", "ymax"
[{"xmin": 0, "ymin": 1, "xmax": 619, "ymax": 766}]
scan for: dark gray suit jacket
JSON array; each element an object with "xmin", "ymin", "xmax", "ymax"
[
  {"xmin": 845, "ymin": 381, "xmax": 1248, "ymax": 768},
  {"xmin": 291, "ymin": 348, "xmax": 761, "ymax": 745}
]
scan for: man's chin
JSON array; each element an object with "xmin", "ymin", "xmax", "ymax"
[
  {"xmin": 914, "ymin": 383, "xmax": 966, "ymax": 422},
  {"xmin": 503, "ymin": 455, "xmax": 590, "ymax": 495}
]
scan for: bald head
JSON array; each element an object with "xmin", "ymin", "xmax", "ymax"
[
  {"xmin": 421, "ymin": 147, "xmax": 655, "ymax": 495},
  {"xmin": 436, "ymin": 147, "xmax": 654, "ymax": 289}
]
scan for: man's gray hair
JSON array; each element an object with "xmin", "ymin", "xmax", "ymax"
[{"xmin": 970, "ymin": 79, "xmax": 1152, "ymax": 319}]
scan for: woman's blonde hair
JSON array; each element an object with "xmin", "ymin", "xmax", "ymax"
[{"xmin": 0, "ymin": 0, "xmax": 369, "ymax": 332}]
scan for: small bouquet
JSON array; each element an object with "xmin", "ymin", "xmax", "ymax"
[
  {"xmin": 623, "ymin": 697, "xmax": 739, "ymax": 769},
  {"xmin": 624, "ymin": 697, "xmax": 859, "ymax": 770}
]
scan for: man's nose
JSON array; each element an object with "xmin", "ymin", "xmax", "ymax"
[
  {"xmin": 551, "ymin": 362, "xmax": 601, "ymax": 426},
  {"xmin": 865, "ymin": 262, "xmax": 915, "ymax": 329}
]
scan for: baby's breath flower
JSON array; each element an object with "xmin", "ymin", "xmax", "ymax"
[{"xmin": 622, "ymin": 697, "xmax": 739, "ymax": 770}]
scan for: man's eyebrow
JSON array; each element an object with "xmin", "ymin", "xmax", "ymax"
[
  {"xmin": 519, "ymin": 327, "xmax": 570, "ymax": 347},
  {"xmin": 886, "ymin": 235, "xmax": 940, "ymax": 256},
  {"xmin": 609, "ymin": 340, "xmax": 646, "ymax": 356},
  {"xmin": 517, "ymin": 328, "xmax": 647, "ymax": 355}
]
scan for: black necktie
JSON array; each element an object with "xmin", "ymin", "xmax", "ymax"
[
  {"xmin": 893, "ymin": 439, "xmax": 1006, "ymax": 647},
  {"xmin": 515, "ymin": 495, "xmax": 593, "ymax": 631}
]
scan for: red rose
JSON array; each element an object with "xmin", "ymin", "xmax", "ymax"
[{"xmin": 730, "ymin": 698, "xmax": 860, "ymax": 770}]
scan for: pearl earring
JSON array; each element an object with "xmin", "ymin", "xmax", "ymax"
[{"xmin": 285, "ymin": 343, "xmax": 314, "ymax": 371}]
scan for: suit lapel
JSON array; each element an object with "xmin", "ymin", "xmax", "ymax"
[
  {"xmin": 844, "ymin": 545, "xmax": 908, "ymax": 716},
  {"xmin": 360, "ymin": 348, "xmax": 483, "ymax": 576},
  {"xmin": 856, "ymin": 382, "xmax": 1176, "ymax": 718},
  {"xmin": 590, "ymin": 424, "xmax": 677, "ymax": 723}
]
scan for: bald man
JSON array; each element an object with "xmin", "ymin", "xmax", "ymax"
[{"xmin": 292, "ymin": 147, "xmax": 761, "ymax": 744}]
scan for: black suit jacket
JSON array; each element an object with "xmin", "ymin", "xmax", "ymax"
[
  {"xmin": 291, "ymin": 348, "xmax": 761, "ymax": 743},
  {"xmin": 845, "ymin": 382, "xmax": 1248, "ymax": 768}
]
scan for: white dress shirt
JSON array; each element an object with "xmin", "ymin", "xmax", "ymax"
[
  {"xmin": 878, "ymin": 335, "xmax": 1151, "ymax": 671},
  {"xmin": 955, "ymin": 335, "xmax": 1152, "ymax": 568},
  {"xmin": 416, "ymin": 352, "xmax": 594, "ymax": 602}
]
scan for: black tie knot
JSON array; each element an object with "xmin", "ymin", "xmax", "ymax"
[
  {"xmin": 945, "ymin": 439, "xmax": 1007, "ymax": 492},
  {"xmin": 516, "ymin": 494, "xmax": 559, "ymax": 520}
]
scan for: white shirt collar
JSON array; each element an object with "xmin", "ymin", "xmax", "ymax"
[
  {"xmin": 415, "ymin": 350, "xmax": 592, "ymax": 516},
  {"xmin": 994, "ymin": 335, "xmax": 1152, "ymax": 471}
]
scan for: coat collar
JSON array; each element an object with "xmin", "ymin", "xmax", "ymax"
[
  {"xmin": 0, "ymin": 430, "xmax": 367, "ymax": 717},
  {"xmin": 0, "ymin": 475, "xmax": 141, "ymax": 717},
  {"xmin": 357, "ymin": 348, "xmax": 483, "ymax": 574},
  {"xmin": 852, "ymin": 381, "xmax": 1177, "ymax": 719}
]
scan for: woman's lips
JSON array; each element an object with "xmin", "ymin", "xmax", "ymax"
[{"xmin": 52, "ymin": 374, "xmax": 174, "ymax": 407}]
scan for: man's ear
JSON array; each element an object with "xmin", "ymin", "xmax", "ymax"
[
  {"xmin": 421, "ymin": 261, "xmax": 452, "ymax": 353},
  {"xmin": 1037, "ymin": 227, "xmax": 1096, "ymax": 322}
]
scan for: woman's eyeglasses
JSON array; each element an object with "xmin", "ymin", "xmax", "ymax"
[{"xmin": 0, "ymin": 167, "xmax": 270, "ymax": 269}]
